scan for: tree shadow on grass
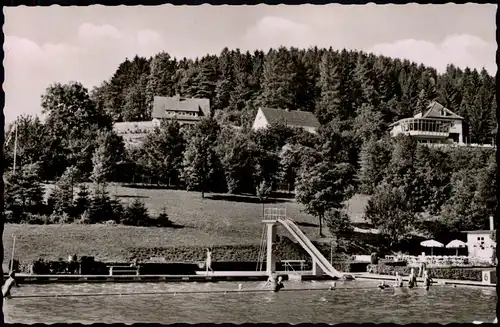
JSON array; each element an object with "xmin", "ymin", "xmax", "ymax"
[
  {"xmin": 166, "ymin": 223, "xmax": 186, "ymax": 229},
  {"xmin": 114, "ymin": 195, "xmax": 149, "ymax": 199},
  {"xmin": 352, "ymin": 222, "xmax": 375, "ymax": 230},
  {"xmin": 122, "ymin": 183, "xmax": 175, "ymax": 190},
  {"xmin": 206, "ymin": 194, "xmax": 288, "ymax": 204},
  {"xmin": 295, "ymin": 221, "xmax": 319, "ymax": 228}
]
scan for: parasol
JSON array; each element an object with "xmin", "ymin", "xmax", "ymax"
[
  {"xmin": 445, "ymin": 239, "xmax": 468, "ymax": 256},
  {"xmin": 420, "ymin": 239, "xmax": 444, "ymax": 255}
]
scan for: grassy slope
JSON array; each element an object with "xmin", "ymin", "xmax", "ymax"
[{"xmin": 3, "ymin": 184, "xmax": 371, "ymax": 264}]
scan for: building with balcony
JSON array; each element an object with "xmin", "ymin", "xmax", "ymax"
[
  {"xmin": 389, "ymin": 101, "xmax": 464, "ymax": 145},
  {"xmin": 252, "ymin": 107, "xmax": 321, "ymax": 134}
]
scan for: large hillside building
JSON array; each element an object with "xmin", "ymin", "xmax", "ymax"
[
  {"xmin": 252, "ymin": 107, "xmax": 321, "ymax": 134},
  {"xmin": 151, "ymin": 95, "xmax": 211, "ymax": 126},
  {"xmin": 113, "ymin": 95, "xmax": 211, "ymax": 147},
  {"xmin": 389, "ymin": 101, "xmax": 465, "ymax": 145}
]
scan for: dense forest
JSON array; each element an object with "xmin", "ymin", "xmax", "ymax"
[
  {"xmin": 90, "ymin": 46, "xmax": 496, "ymax": 143},
  {"xmin": 3, "ymin": 46, "xmax": 497, "ymax": 247}
]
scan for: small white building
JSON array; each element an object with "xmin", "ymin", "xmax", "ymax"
[
  {"xmin": 252, "ymin": 107, "xmax": 321, "ymax": 134},
  {"xmin": 463, "ymin": 216, "xmax": 496, "ymax": 261},
  {"xmin": 389, "ymin": 101, "xmax": 465, "ymax": 145}
]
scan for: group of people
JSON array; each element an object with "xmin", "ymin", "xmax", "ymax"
[
  {"xmin": 378, "ymin": 268, "xmax": 433, "ymax": 291},
  {"xmin": 261, "ymin": 274, "xmax": 285, "ymax": 292}
]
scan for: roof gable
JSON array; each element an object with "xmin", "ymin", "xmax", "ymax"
[
  {"xmin": 259, "ymin": 107, "xmax": 320, "ymax": 128},
  {"xmin": 421, "ymin": 101, "xmax": 463, "ymax": 120}
]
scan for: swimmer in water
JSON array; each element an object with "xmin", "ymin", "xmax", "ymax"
[
  {"xmin": 2, "ymin": 271, "xmax": 19, "ymax": 298},
  {"xmin": 408, "ymin": 268, "xmax": 417, "ymax": 288},
  {"xmin": 377, "ymin": 281, "xmax": 388, "ymax": 289},
  {"xmin": 261, "ymin": 274, "xmax": 284, "ymax": 292},
  {"xmin": 261, "ymin": 273, "xmax": 277, "ymax": 290},
  {"xmin": 423, "ymin": 270, "xmax": 433, "ymax": 291},
  {"xmin": 275, "ymin": 276, "xmax": 284, "ymax": 292},
  {"xmin": 393, "ymin": 272, "xmax": 403, "ymax": 288}
]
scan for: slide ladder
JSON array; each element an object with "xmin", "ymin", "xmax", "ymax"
[
  {"xmin": 256, "ymin": 225, "xmax": 267, "ymax": 271},
  {"xmin": 277, "ymin": 218, "xmax": 348, "ymax": 279}
]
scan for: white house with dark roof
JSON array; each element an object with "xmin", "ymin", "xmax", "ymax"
[
  {"xmin": 389, "ymin": 101, "xmax": 465, "ymax": 145},
  {"xmin": 151, "ymin": 95, "xmax": 211, "ymax": 126},
  {"xmin": 252, "ymin": 107, "xmax": 321, "ymax": 134}
]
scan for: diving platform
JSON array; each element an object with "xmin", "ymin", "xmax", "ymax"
[{"xmin": 258, "ymin": 207, "xmax": 352, "ymax": 280}]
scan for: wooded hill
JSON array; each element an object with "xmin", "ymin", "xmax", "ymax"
[{"xmin": 93, "ymin": 46, "xmax": 496, "ymax": 144}]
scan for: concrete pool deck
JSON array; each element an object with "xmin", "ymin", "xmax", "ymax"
[
  {"xmin": 354, "ymin": 273, "xmax": 496, "ymax": 288},
  {"xmin": 7, "ymin": 271, "xmax": 334, "ymax": 284},
  {"xmin": 4, "ymin": 271, "xmax": 496, "ymax": 288}
]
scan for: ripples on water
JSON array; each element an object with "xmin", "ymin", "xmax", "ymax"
[{"xmin": 4, "ymin": 280, "xmax": 496, "ymax": 324}]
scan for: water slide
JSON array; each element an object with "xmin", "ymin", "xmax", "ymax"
[{"xmin": 277, "ymin": 218, "xmax": 352, "ymax": 280}]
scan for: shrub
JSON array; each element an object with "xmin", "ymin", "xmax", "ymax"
[
  {"xmin": 21, "ymin": 213, "xmax": 47, "ymax": 225},
  {"xmin": 76, "ymin": 211, "xmax": 92, "ymax": 224}
]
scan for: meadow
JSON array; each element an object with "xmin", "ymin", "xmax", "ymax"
[{"xmin": 3, "ymin": 184, "xmax": 371, "ymax": 265}]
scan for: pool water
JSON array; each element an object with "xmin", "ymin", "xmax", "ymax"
[{"xmin": 3, "ymin": 280, "xmax": 496, "ymax": 324}]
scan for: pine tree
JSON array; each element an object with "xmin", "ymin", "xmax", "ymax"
[
  {"xmin": 122, "ymin": 199, "xmax": 150, "ymax": 226},
  {"xmin": 214, "ymin": 48, "xmax": 234, "ymax": 111},
  {"xmin": 145, "ymin": 52, "xmax": 177, "ymax": 106},
  {"xmin": 192, "ymin": 57, "xmax": 218, "ymax": 102},
  {"xmin": 259, "ymin": 47, "xmax": 297, "ymax": 110},
  {"xmin": 74, "ymin": 183, "xmax": 91, "ymax": 216},
  {"xmin": 315, "ymin": 51, "xmax": 342, "ymax": 124}
]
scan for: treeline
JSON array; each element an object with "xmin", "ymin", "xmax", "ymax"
[{"xmin": 361, "ymin": 136, "xmax": 496, "ymax": 246}]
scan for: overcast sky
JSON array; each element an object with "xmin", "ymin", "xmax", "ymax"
[{"xmin": 3, "ymin": 4, "xmax": 497, "ymax": 124}]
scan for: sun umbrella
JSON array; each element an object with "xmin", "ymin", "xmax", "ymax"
[
  {"xmin": 420, "ymin": 239, "xmax": 444, "ymax": 255},
  {"xmin": 445, "ymin": 239, "xmax": 468, "ymax": 256}
]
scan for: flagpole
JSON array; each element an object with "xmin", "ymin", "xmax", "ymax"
[
  {"xmin": 13, "ymin": 122, "xmax": 18, "ymax": 174},
  {"xmin": 10, "ymin": 235, "xmax": 16, "ymax": 273}
]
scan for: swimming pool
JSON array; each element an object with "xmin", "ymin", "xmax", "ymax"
[{"xmin": 3, "ymin": 280, "xmax": 496, "ymax": 324}]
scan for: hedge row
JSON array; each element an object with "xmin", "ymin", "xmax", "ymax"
[
  {"xmin": 367, "ymin": 263, "xmax": 485, "ymax": 281},
  {"xmin": 14, "ymin": 237, "xmax": 354, "ymax": 274},
  {"xmin": 127, "ymin": 237, "xmax": 346, "ymax": 262}
]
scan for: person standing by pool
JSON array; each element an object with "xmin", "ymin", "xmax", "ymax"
[
  {"xmin": 423, "ymin": 270, "xmax": 433, "ymax": 291},
  {"xmin": 418, "ymin": 252, "xmax": 427, "ymax": 277},
  {"xmin": 205, "ymin": 248, "xmax": 213, "ymax": 275}
]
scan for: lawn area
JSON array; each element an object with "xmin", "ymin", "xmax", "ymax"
[{"xmin": 3, "ymin": 184, "xmax": 371, "ymax": 264}]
